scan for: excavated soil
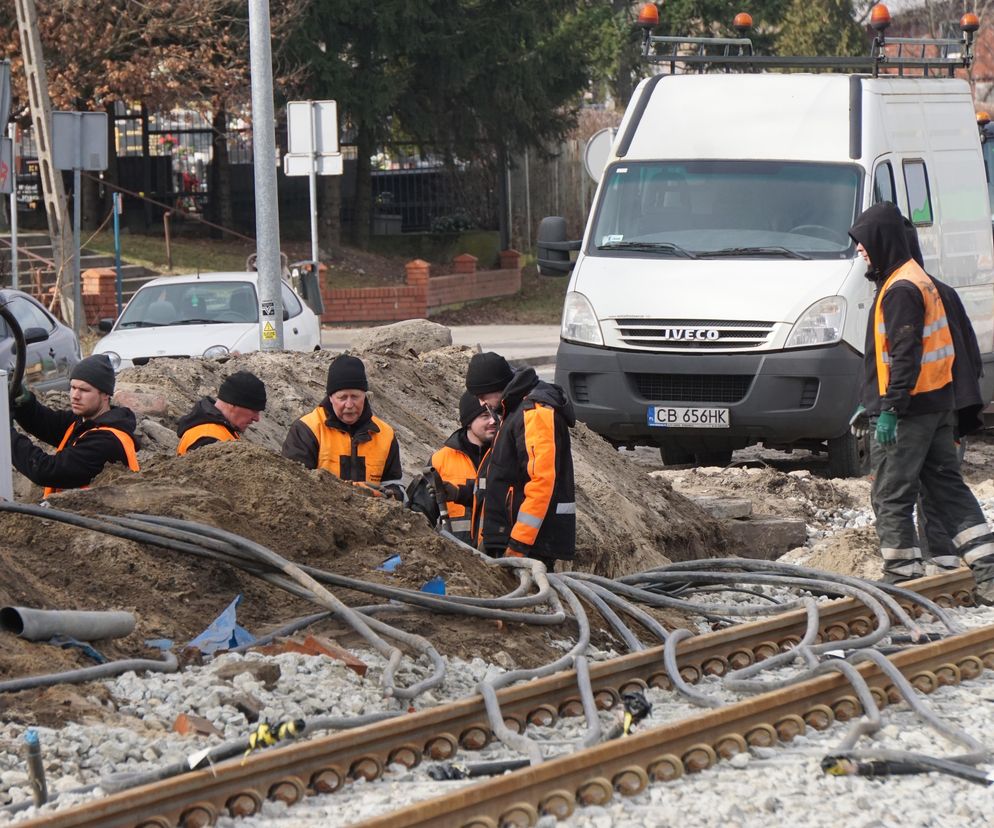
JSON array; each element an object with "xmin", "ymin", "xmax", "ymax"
[{"xmin": 1, "ymin": 326, "xmax": 723, "ymax": 724}]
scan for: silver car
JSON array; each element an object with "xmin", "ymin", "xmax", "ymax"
[{"xmin": 0, "ymin": 289, "xmax": 82, "ymax": 392}]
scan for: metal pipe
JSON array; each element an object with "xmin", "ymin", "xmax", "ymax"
[
  {"xmin": 0, "ymin": 606, "xmax": 135, "ymax": 641},
  {"xmin": 24, "ymin": 728, "xmax": 47, "ymax": 806}
]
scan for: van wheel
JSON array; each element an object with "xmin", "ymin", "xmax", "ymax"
[
  {"xmin": 659, "ymin": 442, "xmax": 695, "ymax": 465},
  {"xmin": 827, "ymin": 432, "xmax": 870, "ymax": 478}
]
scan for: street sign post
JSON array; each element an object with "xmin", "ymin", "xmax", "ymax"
[
  {"xmin": 52, "ymin": 111, "xmax": 108, "ymax": 339},
  {"xmin": 284, "ymin": 100, "xmax": 342, "ymax": 269}
]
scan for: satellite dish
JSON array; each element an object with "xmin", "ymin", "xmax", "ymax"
[{"xmin": 583, "ymin": 127, "xmax": 618, "ymax": 183}]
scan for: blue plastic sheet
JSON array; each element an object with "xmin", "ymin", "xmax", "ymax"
[
  {"xmin": 186, "ymin": 595, "xmax": 256, "ymax": 655},
  {"xmin": 421, "ymin": 576, "xmax": 446, "ymax": 595},
  {"xmin": 377, "ymin": 554, "xmax": 402, "ymax": 572}
]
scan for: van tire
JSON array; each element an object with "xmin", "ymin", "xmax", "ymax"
[
  {"xmin": 659, "ymin": 442, "xmax": 695, "ymax": 465},
  {"xmin": 827, "ymin": 432, "xmax": 870, "ymax": 478}
]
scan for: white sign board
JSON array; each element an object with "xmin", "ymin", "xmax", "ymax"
[
  {"xmin": 287, "ymin": 100, "xmax": 339, "ymax": 155},
  {"xmin": 0, "ymin": 138, "xmax": 12, "ymax": 195},
  {"xmin": 283, "ymin": 153, "xmax": 344, "ymax": 177},
  {"xmin": 52, "ymin": 111, "xmax": 108, "ymax": 171}
]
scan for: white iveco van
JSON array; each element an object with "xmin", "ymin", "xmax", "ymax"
[{"xmin": 540, "ymin": 27, "xmax": 994, "ymax": 476}]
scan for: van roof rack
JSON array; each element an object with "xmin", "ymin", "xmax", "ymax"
[{"xmin": 637, "ymin": 3, "xmax": 978, "ymax": 78}]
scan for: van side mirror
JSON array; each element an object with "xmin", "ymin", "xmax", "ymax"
[
  {"xmin": 537, "ymin": 216, "xmax": 580, "ymax": 276},
  {"xmin": 98, "ymin": 318, "xmax": 115, "ymax": 333}
]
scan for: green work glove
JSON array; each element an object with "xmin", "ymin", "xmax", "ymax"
[
  {"xmin": 849, "ymin": 404, "xmax": 868, "ymax": 439},
  {"xmin": 875, "ymin": 410, "xmax": 898, "ymax": 446}
]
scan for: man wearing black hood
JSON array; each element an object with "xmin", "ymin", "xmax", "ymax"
[
  {"xmin": 282, "ymin": 354, "xmax": 404, "ymax": 500},
  {"xmin": 849, "ymin": 202, "xmax": 994, "ymax": 595},
  {"xmin": 10, "ymin": 353, "xmax": 140, "ymax": 498},
  {"xmin": 465, "ymin": 351, "xmax": 576, "ymax": 568}
]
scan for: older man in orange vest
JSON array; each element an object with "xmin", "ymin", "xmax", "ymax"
[
  {"xmin": 282, "ymin": 354, "xmax": 404, "ymax": 500},
  {"xmin": 850, "ymin": 202, "xmax": 994, "ymax": 596},
  {"xmin": 9, "ymin": 353, "xmax": 139, "ymax": 497}
]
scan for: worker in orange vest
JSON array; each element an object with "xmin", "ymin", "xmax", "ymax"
[
  {"xmin": 431, "ymin": 391, "xmax": 498, "ymax": 543},
  {"xmin": 176, "ymin": 370, "xmax": 266, "ymax": 454},
  {"xmin": 849, "ymin": 202, "xmax": 994, "ymax": 597},
  {"xmin": 282, "ymin": 354, "xmax": 404, "ymax": 500},
  {"xmin": 9, "ymin": 354, "xmax": 139, "ymax": 497}
]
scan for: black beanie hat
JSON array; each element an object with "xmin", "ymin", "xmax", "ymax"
[
  {"xmin": 459, "ymin": 390, "xmax": 487, "ymax": 427},
  {"xmin": 218, "ymin": 370, "xmax": 267, "ymax": 411},
  {"xmin": 465, "ymin": 352, "xmax": 513, "ymax": 396},
  {"xmin": 70, "ymin": 354, "xmax": 115, "ymax": 396},
  {"xmin": 326, "ymin": 354, "xmax": 368, "ymax": 395}
]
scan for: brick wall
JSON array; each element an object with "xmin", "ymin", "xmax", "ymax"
[{"xmin": 320, "ymin": 250, "xmax": 521, "ymax": 325}]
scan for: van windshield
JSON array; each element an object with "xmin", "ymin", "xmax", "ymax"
[{"xmin": 588, "ymin": 160, "xmax": 861, "ymax": 260}]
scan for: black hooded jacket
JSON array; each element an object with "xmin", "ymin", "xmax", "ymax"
[
  {"xmin": 11, "ymin": 396, "xmax": 139, "ymax": 491},
  {"xmin": 903, "ymin": 219, "xmax": 985, "ymax": 436},
  {"xmin": 849, "ymin": 202, "xmax": 954, "ymax": 417},
  {"xmin": 480, "ymin": 368, "xmax": 577, "ymax": 560}
]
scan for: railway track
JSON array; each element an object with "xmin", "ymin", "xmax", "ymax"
[{"xmin": 20, "ymin": 569, "xmax": 978, "ymax": 828}]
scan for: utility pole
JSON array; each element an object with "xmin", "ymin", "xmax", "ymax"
[
  {"xmin": 13, "ymin": 0, "xmax": 70, "ymax": 325},
  {"xmin": 248, "ymin": 0, "xmax": 284, "ymax": 351}
]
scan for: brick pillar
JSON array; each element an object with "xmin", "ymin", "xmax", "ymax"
[
  {"xmin": 452, "ymin": 253, "xmax": 478, "ymax": 274},
  {"xmin": 405, "ymin": 259, "xmax": 431, "ymax": 286},
  {"xmin": 82, "ymin": 268, "xmax": 118, "ymax": 325},
  {"xmin": 499, "ymin": 249, "xmax": 521, "ymax": 270}
]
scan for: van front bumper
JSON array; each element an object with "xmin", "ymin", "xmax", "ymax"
[{"xmin": 554, "ymin": 340, "xmax": 864, "ymax": 448}]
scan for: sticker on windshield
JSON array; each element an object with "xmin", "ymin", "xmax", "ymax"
[
  {"xmin": 616, "ymin": 167, "xmax": 628, "ymax": 173},
  {"xmin": 602, "ymin": 234, "xmax": 624, "ymax": 245}
]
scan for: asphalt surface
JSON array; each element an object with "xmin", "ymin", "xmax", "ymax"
[{"xmin": 321, "ymin": 324, "xmax": 560, "ymax": 366}]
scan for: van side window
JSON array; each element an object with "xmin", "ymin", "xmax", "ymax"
[
  {"xmin": 872, "ymin": 163, "xmax": 895, "ymax": 204},
  {"xmin": 903, "ymin": 160, "xmax": 933, "ymax": 225}
]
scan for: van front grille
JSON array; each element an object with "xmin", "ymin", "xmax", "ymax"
[
  {"xmin": 631, "ymin": 373, "xmax": 753, "ymax": 403},
  {"xmin": 611, "ymin": 318, "xmax": 775, "ymax": 351}
]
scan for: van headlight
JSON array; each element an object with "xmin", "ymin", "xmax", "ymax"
[
  {"xmin": 785, "ymin": 296, "xmax": 846, "ymax": 348},
  {"xmin": 561, "ymin": 292, "xmax": 603, "ymax": 346},
  {"xmin": 102, "ymin": 351, "xmax": 121, "ymax": 370},
  {"xmin": 203, "ymin": 345, "xmax": 230, "ymax": 359}
]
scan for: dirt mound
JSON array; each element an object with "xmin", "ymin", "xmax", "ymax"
[
  {"xmin": 3, "ymin": 329, "xmax": 726, "ymax": 722},
  {"xmin": 780, "ymin": 527, "xmax": 883, "ymax": 581}
]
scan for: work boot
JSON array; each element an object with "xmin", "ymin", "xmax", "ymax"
[{"xmin": 969, "ymin": 559, "xmax": 994, "ymax": 605}]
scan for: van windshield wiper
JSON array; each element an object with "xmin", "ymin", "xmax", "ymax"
[
  {"xmin": 697, "ymin": 246, "xmax": 810, "ymax": 260},
  {"xmin": 597, "ymin": 241, "xmax": 698, "ymax": 259}
]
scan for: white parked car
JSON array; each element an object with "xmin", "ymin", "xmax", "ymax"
[{"xmin": 94, "ymin": 272, "xmax": 321, "ymax": 372}]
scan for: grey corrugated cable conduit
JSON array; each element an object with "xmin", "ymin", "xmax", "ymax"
[
  {"xmin": 663, "ymin": 628, "xmax": 722, "ymax": 709},
  {"xmin": 0, "ymin": 607, "xmax": 136, "ymax": 642},
  {"xmin": 0, "ymin": 651, "xmax": 177, "ymax": 694},
  {"xmin": 478, "ymin": 573, "xmax": 598, "ymax": 765}
]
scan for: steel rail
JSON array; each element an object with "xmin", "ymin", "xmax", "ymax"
[
  {"xmin": 356, "ymin": 624, "xmax": 994, "ymax": 828},
  {"xmin": 18, "ymin": 570, "xmax": 975, "ymax": 828}
]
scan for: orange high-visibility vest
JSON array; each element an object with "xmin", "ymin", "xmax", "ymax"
[
  {"xmin": 42, "ymin": 423, "xmax": 140, "ymax": 498},
  {"xmin": 177, "ymin": 423, "xmax": 238, "ymax": 455},
  {"xmin": 874, "ymin": 260, "xmax": 955, "ymax": 397},
  {"xmin": 431, "ymin": 444, "xmax": 477, "ymax": 533},
  {"xmin": 299, "ymin": 406, "xmax": 395, "ymax": 484}
]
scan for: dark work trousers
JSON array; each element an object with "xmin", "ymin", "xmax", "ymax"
[{"xmin": 871, "ymin": 410, "xmax": 994, "ymax": 582}]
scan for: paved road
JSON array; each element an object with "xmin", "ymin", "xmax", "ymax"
[{"xmin": 321, "ymin": 324, "xmax": 560, "ymax": 365}]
